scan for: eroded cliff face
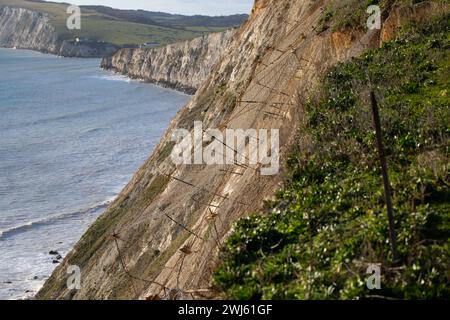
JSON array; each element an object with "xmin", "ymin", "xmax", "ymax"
[
  {"xmin": 101, "ymin": 30, "xmax": 236, "ymax": 94},
  {"xmin": 37, "ymin": 0, "xmax": 445, "ymax": 300},
  {"xmin": 58, "ymin": 40, "xmax": 119, "ymax": 59},
  {"xmin": 0, "ymin": 6, "xmax": 118, "ymax": 57},
  {"xmin": 0, "ymin": 6, "xmax": 59, "ymax": 53}
]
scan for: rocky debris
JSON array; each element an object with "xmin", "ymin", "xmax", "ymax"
[
  {"xmin": 179, "ymin": 245, "xmax": 193, "ymax": 255},
  {"xmin": 49, "ymin": 250, "xmax": 63, "ymax": 263}
]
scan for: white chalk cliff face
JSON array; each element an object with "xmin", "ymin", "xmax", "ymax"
[
  {"xmin": 101, "ymin": 29, "xmax": 236, "ymax": 94},
  {"xmin": 0, "ymin": 6, "xmax": 118, "ymax": 57},
  {"xmin": 0, "ymin": 7, "xmax": 59, "ymax": 53}
]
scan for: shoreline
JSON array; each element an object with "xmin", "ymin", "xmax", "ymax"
[
  {"xmin": 100, "ymin": 67, "xmax": 198, "ymax": 95},
  {"xmin": 0, "ymin": 45, "xmax": 113, "ymax": 59},
  {"xmin": 0, "ymin": 47, "xmax": 194, "ymax": 96},
  {"xmin": 0, "ymin": 46, "xmax": 101, "ymax": 60},
  {"xmin": 3, "ymin": 195, "xmax": 118, "ymax": 300}
]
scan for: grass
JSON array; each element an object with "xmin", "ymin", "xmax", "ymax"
[
  {"xmin": 0, "ymin": 0, "xmax": 241, "ymax": 46},
  {"xmin": 317, "ymin": 0, "xmax": 449, "ymax": 33},
  {"xmin": 144, "ymin": 175, "xmax": 171, "ymax": 203},
  {"xmin": 156, "ymin": 141, "xmax": 176, "ymax": 164},
  {"xmin": 214, "ymin": 14, "xmax": 450, "ymax": 300},
  {"xmin": 53, "ymin": 15, "xmax": 211, "ymax": 46}
]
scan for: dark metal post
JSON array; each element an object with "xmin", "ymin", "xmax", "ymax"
[{"xmin": 370, "ymin": 91, "xmax": 399, "ymax": 264}]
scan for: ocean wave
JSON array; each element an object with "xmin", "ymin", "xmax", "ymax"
[
  {"xmin": 28, "ymin": 108, "xmax": 108, "ymax": 126},
  {"xmin": 90, "ymin": 74, "xmax": 135, "ymax": 83},
  {"xmin": 0, "ymin": 106, "xmax": 116, "ymax": 132},
  {"xmin": 0, "ymin": 198, "xmax": 114, "ymax": 240},
  {"xmin": 1, "ymin": 113, "xmax": 81, "ymax": 132},
  {"xmin": 78, "ymin": 127, "xmax": 109, "ymax": 139}
]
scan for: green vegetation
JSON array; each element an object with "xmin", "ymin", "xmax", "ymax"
[
  {"xmin": 214, "ymin": 15, "xmax": 449, "ymax": 299},
  {"xmin": 0, "ymin": 0, "xmax": 246, "ymax": 46},
  {"xmin": 177, "ymin": 84, "xmax": 236, "ymax": 130},
  {"xmin": 317, "ymin": 0, "xmax": 448, "ymax": 33},
  {"xmin": 156, "ymin": 141, "xmax": 176, "ymax": 164},
  {"xmin": 198, "ymin": 84, "xmax": 237, "ymax": 115},
  {"xmin": 145, "ymin": 175, "xmax": 171, "ymax": 203}
]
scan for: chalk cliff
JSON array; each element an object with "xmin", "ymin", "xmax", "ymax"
[
  {"xmin": 37, "ymin": 0, "xmax": 448, "ymax": 300},
  {"xmin": 0, "ymin": 7, "xmax": 58, "ymax": 53},
  {"xmin": 0, "ymin": 6, "xmax": 119, "ymax": 57},
  {"xmin": 101, "ymin": 30, "xmax": 236, "ymax": 94}
]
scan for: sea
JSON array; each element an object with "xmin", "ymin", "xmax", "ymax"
[{"xmin": 0, "ymin": 48, "xmax": 190, "ymax": 299}]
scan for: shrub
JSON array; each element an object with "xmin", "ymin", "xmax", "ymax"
[{"xmin": 214, "ymin": 15, "xmax": 449, "ymax": 300}]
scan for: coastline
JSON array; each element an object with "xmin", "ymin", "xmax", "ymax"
[
  {"xmin": 12, "ymin": 198, "xmax": 116, "ymax": 300},
  {"xmin": 100, "ymin": 29, "xmax": 236, "ymax": 96},
  {"xmin": 0, "ymin": 48, "xmax": 191, "ymax": 299},
  {"xmin": 0, "ymin": 43, "xmax": 119, "ymax": 59},
  {"xmin": 0, "ymin": 5, "xmax": 119, "ymax": 59},
  {"xmin": 99, "ymin": 67, "xmax": 198, "ymax": 95}
]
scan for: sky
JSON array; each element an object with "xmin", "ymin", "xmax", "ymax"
[{"xmin": 48, "ymin": 0, "xmax": 254, "ymax": 16}]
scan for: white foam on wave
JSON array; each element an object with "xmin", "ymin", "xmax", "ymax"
[
  {"xmin": 0, "ymin": 197, "xmax": 115, "ymax": 240},
  {"xmin": 91, "ymin": 73, "xmax": 135, "ymax": 83}
]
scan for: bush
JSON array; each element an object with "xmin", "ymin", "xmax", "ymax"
[{"xmin": 214, "ymin": 15, "xmax": 449, "ymax": 300}]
